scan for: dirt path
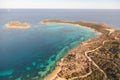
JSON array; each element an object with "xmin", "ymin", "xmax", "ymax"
[
  {"xmin": 69, "ymin": 66, "xmax": 92, "ymax": 80},
  {"xmin": 85, "ymin": 49, "xmax": 108, "ymax": 80},
  {"xmin": 83, "ymin": 29, "xmax": 115, "ymax": 80}
]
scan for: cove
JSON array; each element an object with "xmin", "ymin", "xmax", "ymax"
[{"xmin": 0, "ymin": 23, "xmax": 98, "ymax": 80}]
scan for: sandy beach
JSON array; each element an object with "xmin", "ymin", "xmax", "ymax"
[{"xmin": 44, "ymin": 66, "xmax": 62, "ymax": 80}]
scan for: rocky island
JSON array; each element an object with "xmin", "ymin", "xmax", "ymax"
[
  {"xmin": 5, "ymin": 21, "xmax": 30, "ymax": 29},
  {"xmin": 42, "ymin": 20, "xmax": 120, "ymax": 80}
]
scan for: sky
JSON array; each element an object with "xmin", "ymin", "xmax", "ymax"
[{"xmin": 0, "ymin": 0, "xmax": 120, "ymax": 9}]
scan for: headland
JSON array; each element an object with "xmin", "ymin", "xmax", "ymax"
[{"xmin": 42, "ymin": 19, "xmax": 120, "ymax": 80}]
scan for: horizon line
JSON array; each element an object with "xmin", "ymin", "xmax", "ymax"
[{"xmin": 0, "ymin": 8, "xmax": 120, "ymax": 9}]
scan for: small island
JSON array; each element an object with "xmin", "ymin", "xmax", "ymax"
[
  {"xmin": 43, "ymin": 20, "xmax": 120, "ymax": 80},
  {"xmin": 5, "ymin": 21, "xmax": 30, "ymax": 29}
]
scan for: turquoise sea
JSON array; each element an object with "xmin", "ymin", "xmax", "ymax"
[
  {"xmin": 0, "ymin": 9, "xmax": 119, "ymax": 80},
  {"xmin": 0, "ymin": 23, "xmax": 98, "ymax": 80}
]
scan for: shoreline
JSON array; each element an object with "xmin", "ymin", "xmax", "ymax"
[
  {"xmin": 42, "ymin": 19, "xmax": 116, "ymax": 80},
  {"xmin": 42, "ymin": 19, "xmax": 119, "ymax": 80},
  {"xmin": 41, "ymin": 19, "xmax": 115, "ymax": 35},
  {"xmin": 44, "ymin": 66, "xmax": 61, "ymax": 80},
  {"xmin": 40, "ymin": 20, "xmax": 101, "ymax": 34}
]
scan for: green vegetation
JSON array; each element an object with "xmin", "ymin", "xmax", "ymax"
[
  {"xmin": 44, "ymin": 20, "xmax": 120, "ymax": 80},
  {"xmin": 88, "ymin": 39, "xmax": 120, "ymax": 80}
]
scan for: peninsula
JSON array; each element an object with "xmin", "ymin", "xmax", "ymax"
[
  {"xmin": 42, "ymin": 20, "xmax": 120, "ymax": 80},
  {"xmin": 5, "ymin": 21, "xmax": 30, "ymax": 28}
]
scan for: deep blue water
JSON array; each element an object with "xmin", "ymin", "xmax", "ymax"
[
  {"xmin": 0, "ymin": 9, "xmax": 120, "ymax": 29},
  {"xmin": 0, "ymin": 9, "xmax": 119, "ymax": 80}
]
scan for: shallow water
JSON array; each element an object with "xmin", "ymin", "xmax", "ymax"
[{"xmin": 0, "ymin": 22, "xmax": 98, "ymax": 80}]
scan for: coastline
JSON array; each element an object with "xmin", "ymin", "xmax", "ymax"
[
  {"xmin": 40, "ymin": 19, "xmax": 114, "ymax": 35},
  {"xmin": 44, "ymin": 66, "xmax": 61, "ymax": 80},
  {"xmin": 42, "ymin": 19, "xmax": 117, "ymax": 80},
  {"xmin": 42, "ymin": 22, "xmax": 102, "ymax": 35}
]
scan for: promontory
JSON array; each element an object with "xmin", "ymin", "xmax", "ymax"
[{"xmin": 42, "ymin": 19, "xmax": 120, "ymax": 80}]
